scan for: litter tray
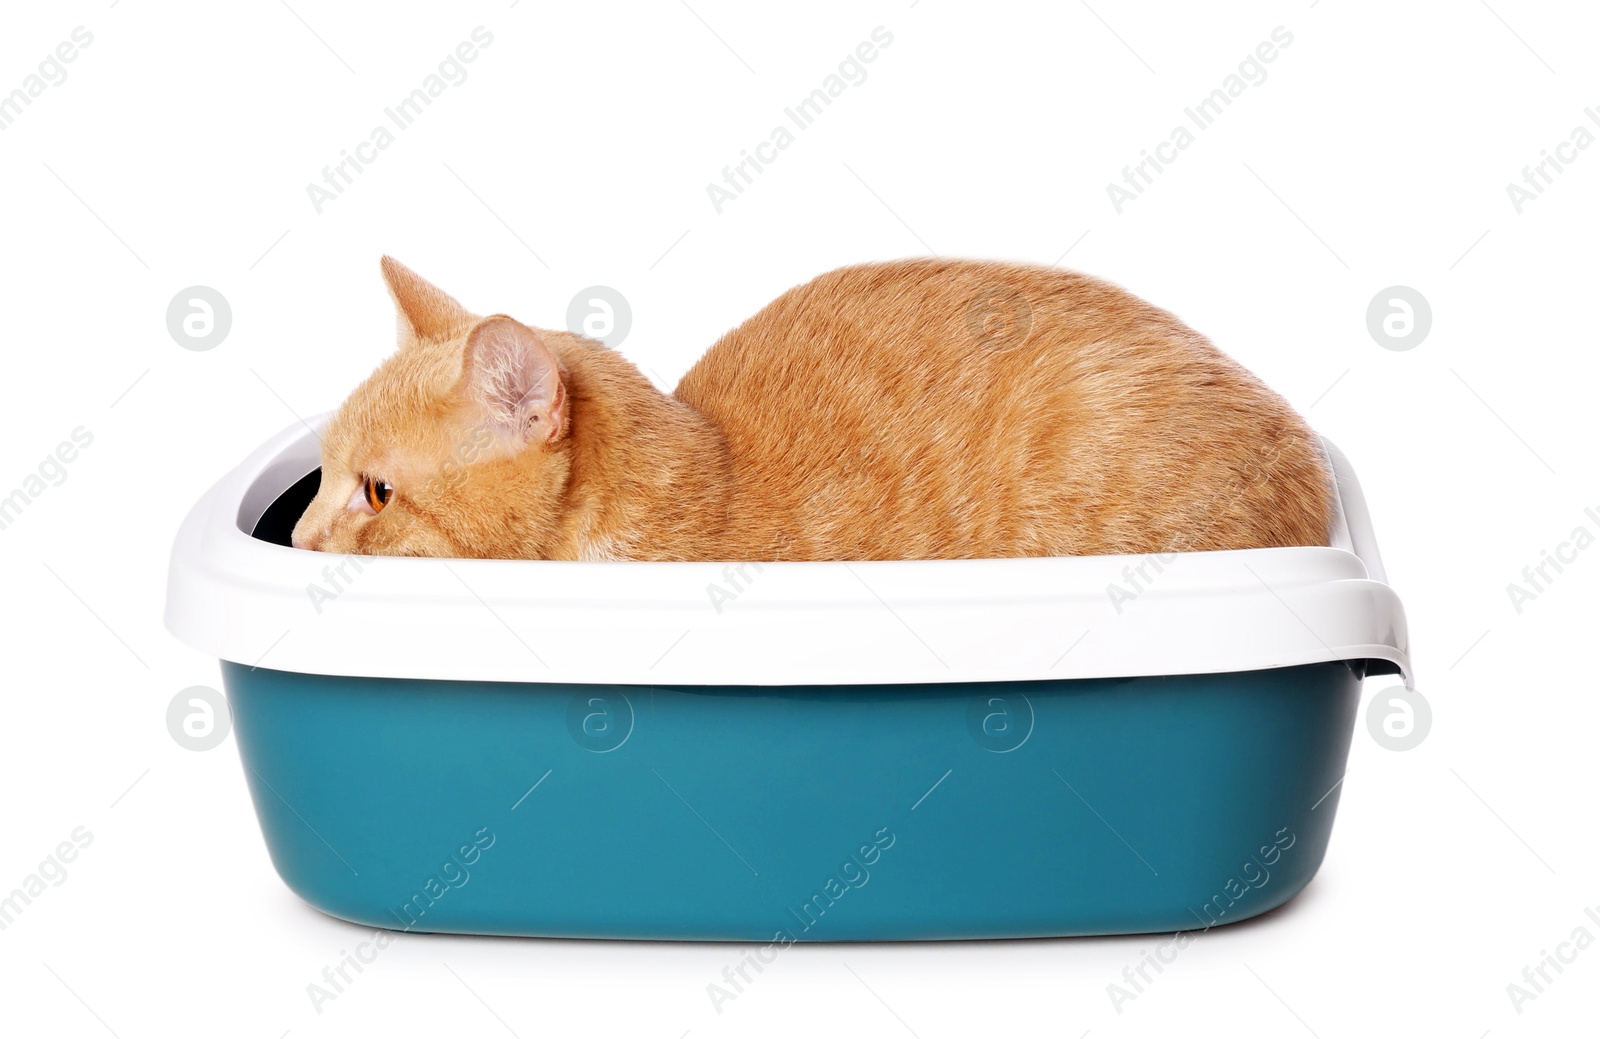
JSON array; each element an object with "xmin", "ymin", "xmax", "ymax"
[{"xmin": 165, "ymin": 419, "xmax": 1410, "ymax": 941}]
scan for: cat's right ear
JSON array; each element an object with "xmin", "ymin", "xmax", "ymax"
[
  {"xmin": 460, "ymin": 316, "xmax": 568, "ymax": 447},
  {"xmin": 380, "ymin": 256, "xmax": 473, "ymax": 347}
]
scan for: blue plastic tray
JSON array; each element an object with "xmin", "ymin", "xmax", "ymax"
[{"xmin": 224, "ymin": 660, "xmax": 1359, "ymax": 940}]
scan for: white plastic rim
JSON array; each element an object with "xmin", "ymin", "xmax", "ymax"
[{"xmin": 164, "ymin": 418, "xmax": 1412, "ymax": 688}]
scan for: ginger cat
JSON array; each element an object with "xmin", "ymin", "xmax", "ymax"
[{"xmin": 290, "ymin": 258, "xmax": 1333, "ymax": 560}]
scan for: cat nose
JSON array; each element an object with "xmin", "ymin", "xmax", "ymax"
[{"xmin": 291, "ymin": 527, "xmax": 326, "ymax": 551}]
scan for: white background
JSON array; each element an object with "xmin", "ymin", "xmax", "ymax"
[{"xmin": 1, "ymin": 0, "xmax": 1596, "ymax": 1036}]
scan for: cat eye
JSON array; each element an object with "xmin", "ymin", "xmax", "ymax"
[{"xmin": 363, "ymin": 476, "xmax": 394, "ymax": 513}]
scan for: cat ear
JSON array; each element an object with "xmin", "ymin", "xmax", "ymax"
[
  {"xmin": 380, "ymin": 256, "xmax": 473, "ymax": 346},
  {"xmin": 460, "ymin": 316, "xmax": 567, "ymax": 445}
]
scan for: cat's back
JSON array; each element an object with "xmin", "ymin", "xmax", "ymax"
[{"xmin": 673, "ymin": 259, "xmax": 1331, "ymax": 558}]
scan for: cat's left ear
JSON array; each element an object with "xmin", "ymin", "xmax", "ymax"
[
  {"xmin": 381, "ymin": 256, "xmax": 473, "ymax": 347},
  {"xmin": 460, "ymin": 316, "xmax": 567, "ymax": 446}
]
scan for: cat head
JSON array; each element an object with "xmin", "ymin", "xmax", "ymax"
[{"xmin": 290, "ymin": 258, "xmax": 576, "ymax": 558}]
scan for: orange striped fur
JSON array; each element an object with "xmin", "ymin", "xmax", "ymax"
[{"xmin": 291, "ymin": 257, "xmax": 1333, "ymax": 560}]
